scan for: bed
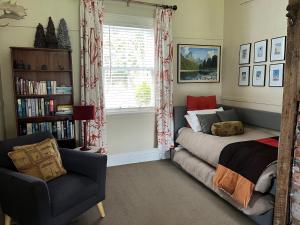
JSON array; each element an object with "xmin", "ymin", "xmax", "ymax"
[{"xmin": 172, "ymin": 105, "xmax": 281, "ymax": 225}]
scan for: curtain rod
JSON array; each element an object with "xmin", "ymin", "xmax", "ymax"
[{"xmin": 107, "ymin": 0, "xmax": 177, "ymax": 10}]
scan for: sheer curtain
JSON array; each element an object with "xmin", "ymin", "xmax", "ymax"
[
  {"xmin": 154, "ymin": 8, "xmax": 174, "ymax": 152},
  {"xmin": 80, "ymin": 0, "xmax": 107, "ymax": 154}
]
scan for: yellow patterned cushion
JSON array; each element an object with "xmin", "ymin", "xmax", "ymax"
[
  {"xmin": 8, "ymin": 138, "xmax": 66, "ymax": 181},
  {"xmin": 211, "ymin": 121, "xmax": 244, "ymax": 137}
]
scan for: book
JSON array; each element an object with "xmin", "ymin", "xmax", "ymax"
[
  {"xmin": 49, "ymin": 99, "xmax": 54, "ymax": 115},
  {"xmin": 41, "ymin": 98, "xmax": 45, "ymax": 116},
  {"xmin": 46, "ymin": 81, "xmax": 52, "ymax": 95},
  {"xmin": 17, "ymin": 99, "xmax": 22, "ymax": 117},
  {"xmin": 52, "ymin": 122, "xmax": 57, "ymax": 138},
  {"xmin": 57, "ymin": 121, "xmax": 62, "ymax": 139},
  {"xmin": 26, "ymin": 123, "xmax": 33, "ymax": 135},
  {"xmin": 56, "ymin": 86, "xmax": 72, "ymax": 94},
  {"xmin": 21, "ymin": 99, "xmax": 26, "ymax": 117}
]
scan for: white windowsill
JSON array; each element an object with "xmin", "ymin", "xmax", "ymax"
[{"xmin": 106, "ymin": 107, "xmax": 155, "ymax": 115}]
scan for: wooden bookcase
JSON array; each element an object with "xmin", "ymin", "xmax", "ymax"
[{"xmin": 11, "ymin": 47, "xmax": 76, "ymax": 148}]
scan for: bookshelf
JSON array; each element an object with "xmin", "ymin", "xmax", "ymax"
[{"xmin": 11, "ymin": 47, "xmax": 76, "ymax": 148}]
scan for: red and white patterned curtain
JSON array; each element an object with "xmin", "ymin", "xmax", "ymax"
[
  {"xmin": 80, "ymin": 0, "xmax": 107, "ymax": 154},
  {"xmin": 154, "ymin": 8, "xmax": 174, "ymax": 151}
]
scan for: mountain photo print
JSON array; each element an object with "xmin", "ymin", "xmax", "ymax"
[{"xmin": 177, "ymin": 44, "xmax": 221, "ymax": 83}]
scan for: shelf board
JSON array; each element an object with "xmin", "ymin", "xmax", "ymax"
[
  {"xmin": 13, "ymin": 69, "xmax": 72, "ymax": 72},
  {"xmin": 10, "ymin": 47, "xmax": 72, "ymax": 52},
  {"xmin": 18, "ymin": 115, "xmax": 73, "ymax": 123},
  {"xmin": 17, "ymin": 94, "xmax": 72, "ymax": 98},
  {"xmin": 57, "ymin": 138, "xmax": 75, "ymax": 141}
]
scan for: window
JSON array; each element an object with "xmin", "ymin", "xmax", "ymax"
[{"xmin": 103, "ymin": 21, "xmax": 155, "ymax": 112}]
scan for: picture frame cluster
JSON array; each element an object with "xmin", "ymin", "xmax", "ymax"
[{"xmin": 238, "ymin": 36, "xmax": 286, "ymax": 87}]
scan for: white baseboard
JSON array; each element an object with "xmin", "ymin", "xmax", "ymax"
[{"xmin": 107, "ymin": 148, "xmax": 170, "ymax": 167}]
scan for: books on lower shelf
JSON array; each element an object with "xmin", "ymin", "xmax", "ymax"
[
  {"xmin": 19, "ymin": 120, "xmax": 75, "ymax": 140},
  {"xmin": 16, "ymin": 77, "xmax": 57, "ymax": 95},
  {"xmin": 17, "ymin": 98, "xmax": 56, "ymax": 118}
]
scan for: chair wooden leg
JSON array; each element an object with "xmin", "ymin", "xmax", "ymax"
[
  {"xmin": 97, "ymin": 202, "xmax": 105, "ymax": 218},
  {"xmin": 4, "ymin": 214, "xmax": 11, "ymax": 225}
]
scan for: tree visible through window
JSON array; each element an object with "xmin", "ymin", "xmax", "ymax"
[{"xmin": 103, "ymin": 25, "xmax": 154, "ymax": 110}]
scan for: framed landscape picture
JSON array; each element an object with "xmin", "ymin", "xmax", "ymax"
[
  {"xmin": 254, "ymin": 39, "xmax": 268, "ymax": 63},
  {"xmin": 239, "ymin": 66, "xmax": 250, "ymax": 86},
  {"xmin": 177, "ymin": 44, "xmax": 221, "ymax": 83},
  {"xmin": 271, "ymin": 36, "xmax": 286, "ymax": 62},
  {"xmin": 252, "ymin": 65, "xmax": 266, "ymax": 87},
  {"xmin": 239, "ymin": 43, "xmax": 251, "ymax": 65},
  {"xmin": 269, "ymin": 63, "xmax": 284, "ymax": 87}
]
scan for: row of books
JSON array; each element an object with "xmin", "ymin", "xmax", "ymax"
[
  {"xmin": 56, "ymin": 104, "xmax": 73, "ymax": 115},
  {"xmin": 16, "ymin": 78, "xmax": 57, "ymax": 95},
  {"xmin": 17, "ymin": 98, "xmax": 55, "ymax": 118},
  {"xmin": 19, "ymin": 121, "xmax": 75, "ymax": 140}
]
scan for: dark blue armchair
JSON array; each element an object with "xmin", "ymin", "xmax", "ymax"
[{"xmin": 0, "ymin": 133, "xmax": 107, "ymax": 225}]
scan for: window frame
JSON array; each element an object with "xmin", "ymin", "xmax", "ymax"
[{"xmin": 103, "ymin": 14, "xmax": 155, "ymax": 113}]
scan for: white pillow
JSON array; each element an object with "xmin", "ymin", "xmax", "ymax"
[
  {"xmin": 187, "ymin": 107, "xmax": 224, "ymax": 132},
  {"xmin": 185, "ymin": 114, "xmax": 200, "ymax": 132}
]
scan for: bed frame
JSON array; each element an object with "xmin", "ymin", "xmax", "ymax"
[{"xmin": 172, "ymin": 105, "xmax": 281, "ymax": 225}]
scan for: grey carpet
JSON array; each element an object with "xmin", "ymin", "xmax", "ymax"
[
  {"xmin": 1, "ymin": 160, "xmax": 257, "ymax": 225},
  {"xmin": 70, "ymin": 160, "xmax": 257, "ymax": 225}
]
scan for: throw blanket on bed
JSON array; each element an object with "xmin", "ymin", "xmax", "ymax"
[{"xmin": 213, "ymin": 137, "xmax": 278, "ymax": 208}]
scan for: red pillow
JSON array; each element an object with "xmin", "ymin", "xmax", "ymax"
[{"xmin": 186, "ymin": 96, "xmax": 217, "ymax": 111}]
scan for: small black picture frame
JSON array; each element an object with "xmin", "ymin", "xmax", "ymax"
[
  {"xmin": 270, "ymin": 36, "xmax": 286, "ymax": 62},
  {"xmin": 252, "ymin": 64, "xmax": 266, "ymax": 87},
  {"xmin": 254, "ymin": 39, "xmax": 268, "ymax": 63},
  {"xmin": 238, "ymin": 66, "xmax": 250, "ymax": 86},
  {"xmin": 239, "ymin": 43, "xmax": 251, "ymax": 65},
  {"xmin": 269, "ymin": 63, "xmax": 284, "ymax": 87}
]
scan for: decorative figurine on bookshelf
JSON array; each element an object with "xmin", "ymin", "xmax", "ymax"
[
  {"xmin": 41, "ymin": 64, "xmax": 48, "ymax": 70},
  {"xmin": 58, "ymin": 64, "xmax": 64, "ymax": 70},
  {"xmin": 13, "ymin": 60, "xmax": 29, "ymax": 70},
  {"xmin": 73, "ymin": 105, "xmax": 95, "ymax": 151}
]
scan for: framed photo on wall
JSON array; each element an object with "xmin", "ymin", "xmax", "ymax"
[
  {"xmin": 252, "ymin": 65, "xmax": 266, "ymax": 87},
  {"xmin": 269, "ymin": 63, "xmax": 284, "ymax": 87},
  {"xmin": 270, "ymin": 36, "xmax": 286, "ymax": 62},
  {"xmin": 254, "ymin": 39, "xmax": 268, "ymax": 63},
  {"xmin": 177, "ymin": 44, "xmax": 221, "ymax": 83},
  {"xmin": 239, "ymin": 43, "xmax": 251, "ymax": 65},
  {"xmin": 239, "ymin": 66, "xmax": 250, "ymax": 86}
]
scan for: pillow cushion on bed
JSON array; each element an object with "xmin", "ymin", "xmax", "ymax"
[
  {"xmin": 196, "ymin": 114, "xmax": 220, "ymax": 134},
  {"xmin": 216, "ymin": 109, "xmax": 239, "ymax": 122},
  {"xmin": 186, "ymin": 95, "xmax": 217, "ymax": 111},
  {"xmin": 187, "ymin": 107, "xmax": 224, "ymax": 132},
  {"xmin": 184, "ymin": 114, "xmax": 199, "ymax": 132},
  {"xmin": 211, "ymin": 121, "xmax": 244, "ymax": 136}
]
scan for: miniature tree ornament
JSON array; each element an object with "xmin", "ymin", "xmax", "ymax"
[
  {"xmin": 34, "ymin": 23, "xmax": 47, "ymax": 48},
  {"xmin": 46, "ymin": 17, "xmax": 58, "ymax": 48},
  {"xmin": 57, "ymin": 18, "xmax": 71, "ymax": 49}
]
